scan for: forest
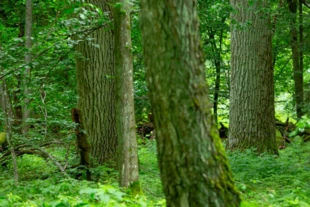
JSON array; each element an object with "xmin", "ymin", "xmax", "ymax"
[{"xmin": 0, "ymin": 0, "xmax": 309, "ymax": 206}]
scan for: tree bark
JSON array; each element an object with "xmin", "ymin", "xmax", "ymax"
[
  {"xmin": 287, "ymin": 0, "xmax": 304, "ymax": 119},
  {"xmin": 114, "ymin": 0, "xmax": 140, "ymax": 191},
  {"xmin": 22, "ymin": 0, "xmax": 33, "ymax": 134},
  {"xmin": 228, "ymin": 0, "xmax": 278, "ymax": 154},
  {"xmin": 75, "ymin": 0, "xmax": 117, "ymax": 164},
  {"xmin": 140, "ymin": 0, "xmax": 241, "ymax": 206}
]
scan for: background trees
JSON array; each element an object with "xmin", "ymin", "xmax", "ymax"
[
  {"xmin": 140, "ymin": 0, "xmax": 240, "ymax": 205},
  {"xmin": 227, "ymin": 0, "xmax": 278, "ymax": 154},
  {"xmin": 0, "ymin": 0, "xmax": 309, "ymax": 206}
]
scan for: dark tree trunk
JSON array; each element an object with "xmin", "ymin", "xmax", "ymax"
[
  {"xmin": 140, "ymin": 0, "xmax": 241, "ymax": 206},
  {"xmin": 287, "ymin": 0, "xmax": 304, "ymax": 119},
  {"xmin": 72, "ymin": 108, "xmax": 91, "ymax": 181},
  {"xmin": 208, "ymin": 25, "xmax": 225, "ymax": 125}
]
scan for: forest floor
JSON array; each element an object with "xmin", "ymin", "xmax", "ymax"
[{"xmin": 0, "ymin": 137, "xmax": 309, "ymax": 206}]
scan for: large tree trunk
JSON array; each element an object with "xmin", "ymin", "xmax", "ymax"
[
  {"xmin": 114, "ymin": 0, "xmax": 140, "ymax": 191},
  {"xmin": 22, "ymin": 0, "xmax": 33, "ymax": 134},
  {"xmin": 75, "ymin": 0, "xmax": 117, "ymax": 164},
  {"xmin": 228, "ymin": 0, "xmax": 278, "ymax": 154},
  {"xmin": 287, "ymin": 0, "xmax": 304, "ymax": 119},
  {"xmin": 140, "ymin": 0, "xmax": 241, "ymax": 206}
]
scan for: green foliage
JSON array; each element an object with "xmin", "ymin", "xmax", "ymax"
[
  {"xmin": 138, "ymin": 140, "xmax": 163, "ymax": 200},
  {"xmin": 1, "ymin": 137, "xmax": 309, "ymax": 206},
  {"xmin": 0, "ymin": 132, "xmax": 6, "ymax": 145},
  {"xmin": 228, "ymin": 139, "xmax": 310, "ymax": 206},
  {"xmin": 0, "ymin": 178, "xmax": 150, "ymax": 207},
  {"xmin": 0, "ymin": 142, "xmax": 164, "ymax": 207},
  {"xmin": 289, "ymin": 116, "xmax": 310, "ymax": 140}
]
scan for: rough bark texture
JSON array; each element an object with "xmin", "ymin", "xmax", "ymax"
[
  {"xmin": 140, "ymin": 1, "xmax": 241, "ymax": 206},
  {"xmin": 228, "ymin": 0, "xmax": 278, "ymax": 154},
  {"xmin": 114, "ymin": 0, "xmax": 140, "ymax": 190},
  {"xmin": 76, "ymin": 0, "xmax": 117, "ymax": 164},
  {"xmin": 287, "ymin": 0, "xmax": 304, "ymax": 119},
  {"xmin": 22, "ymin": 0, "xmax": 33, "ymax": 134}
]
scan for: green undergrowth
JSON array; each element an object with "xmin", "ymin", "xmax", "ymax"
[
  {"xmin": 0, "ymin": 138, "xmax": 309, "ymax": 206},
  {"xmin": 232, "ymin": 137, "xmax": 310, "ymax": 207}
]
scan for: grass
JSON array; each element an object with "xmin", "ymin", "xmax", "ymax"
[
  {"xmin": 0, "ymin": 137, "xmax": 309, "ymax": 206},
  {"xmin": 231, "ymin": 137, "xmax": 310, "ymax": 207}
]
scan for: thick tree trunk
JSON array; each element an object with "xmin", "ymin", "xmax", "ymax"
[
  {"xmin": 76, "ymin": 0, "xmax": 117, "ymax": 164},
  {"xmin": 114, "ymin": 0, "xmax": 140, "ymax": 191},
  {"xmin": 228, "ymin": 0, "xmax": 278, "ymax": 154},
  {"xmin": 141, "ymin": 0, "xmax": 241, "ymax": 206},
  {"xmin": 288, "ymin": 0, "xmax": 304, "ymax": 119}
]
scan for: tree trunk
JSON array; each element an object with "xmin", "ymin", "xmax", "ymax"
[
  {"xmin": 0, "ymin": 47, "xmax": 19, "ymax": 184},
  {"xmin": 140, "ymin": 1, "xmax": 241, "ymax": 206},
  {"xmin": 72, "ymin": 108, "xmax": 91, "ymax": 181},
  {"xmin": 287, "ymin": 0, "xmax": 304, "ymax": 119},
  {"xmin": 114, "ymin": 0, "xmax": 140, "ymax": 192},
  {"xmin": 22, "ymin": 0, "xmax": 33, "ymax": 134},
  {"xmin": 305, "ymin": 82, "xmax": 310, "ymax": 115},
  {"xmin": 75, "ymin": 0, "xmax": 117, "ymax": 164},
  {"xmin": 208, "ymin": 25, "xmax": 225, "ymax": 125},
  {"xmin": 228, "ymin": 0, "xmax": 278, "ymax": 154},
  {"xmin": 299, "ymin": 0, "xmax": 305, "ymax": 116}
]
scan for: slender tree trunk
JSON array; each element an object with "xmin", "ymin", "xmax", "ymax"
[
  {"xmin": 141, "ymin": 1, "xmax": 241, "ymax": 206},
  {"xmin": 22, "ymin": 0, "xmax": 33, "ymax": 134},
  {"xmin": 305, "ymin": 82, "xmax": 310, "ymax": 115},
  {"xmin": 299, "ymin": 0, "xmax": 307, "ymax": 115},
  {"xmin": 0, "ymin": 46, "xmax": 19, "ymax": 185},
  {"xmin": 208, "ymin": 25, "xmax": 225, "ymax": 125},
  {"xmin": 214, "ymin": 57, "xmax": 221, "ymax": 124},
  {"xmin": 114, "ymin": 0, "xmax": 140, "ymax": 192},
  {"xmin": 228, "ymin": 0, "xmax": 278, "ymax": 154},
  {"xmin": 287, "ymin": 0, "xmax": 304, "ymax": 119},
  {"xmin": 76, "ymin": 0, "xmax": 117, "ymax": 164}
]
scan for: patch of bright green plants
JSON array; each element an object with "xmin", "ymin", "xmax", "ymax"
[
  {"xmin": 231, "ymin": 137, "xmax": 310, "ymax": 207},
  {"xmin": 1, "ymin": 137, "xmax": 309, "ymax": 206}
]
